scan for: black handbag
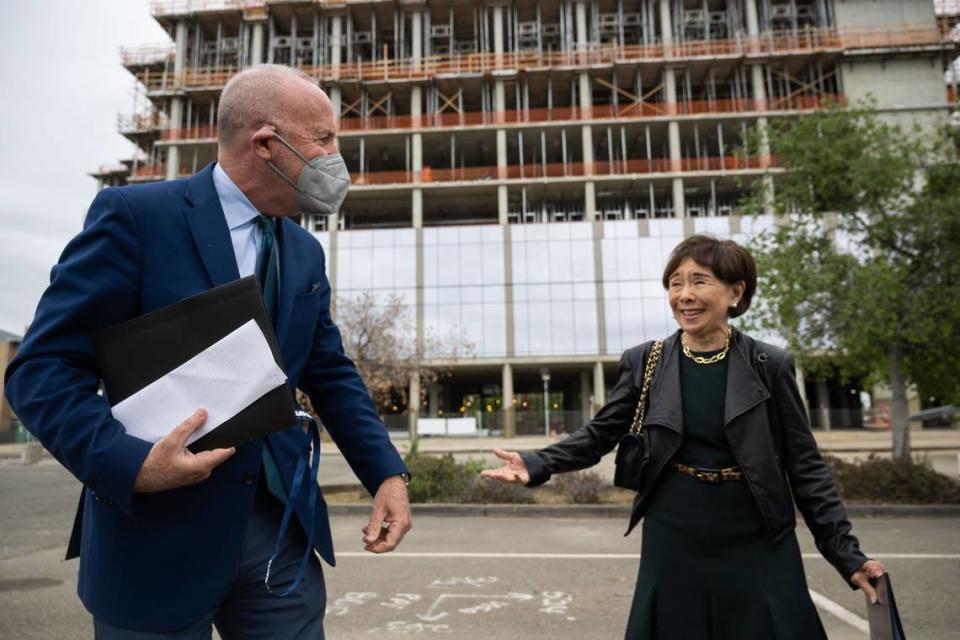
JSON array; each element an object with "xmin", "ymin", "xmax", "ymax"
[
  {"xmin": 866, "ymin": 574, "xmax": 906, "ymax": 640},
  {"xmin": 613, "ymin": 339, "xmax": 664, "ymax": 491}
]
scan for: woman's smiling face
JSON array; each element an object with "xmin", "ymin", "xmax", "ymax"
[{"xmin": 667, "ymin": 258, "xmax": 744, "ymax": 340}]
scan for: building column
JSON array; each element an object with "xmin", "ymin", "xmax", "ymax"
[
  {"xmin": 411, "ymin": 87, "xmax": 424, "ymax": 229},
  {"xmin": 817, "ymin": 379, "xmax": 832, "ymax": 431},
  {"xmin": 579, "ymin": 370, "xmax": 592, "ymax": 422},
  {"xmin": 411, "ymin": 9, "xmax": 424, "ymax": 229},
  {"xmin": 329, "ymin": 14, "xmax": 343, "ymax": 116},
  {"xmin": 744, "ymin": 0, "xmax": 773, "ymax": 213},
  {"xmin": 166, "ymin": 21, "xmax": 189, "ymax": 181},
  {"xmin": 493, "ymin": 3, "xmax": 516, "ymax": 364},
  {"xmin": 408, "ymin": 371, "xmax": 421, "ymax": 438},
  {"xmin": 593, "ymin": 361, "xmax": 606, "ymax": 410},
  {"xmin": 428, "ymin": 382, "xmax": 439, "ymax": 417},
  {"xmin": 502, "ymin": 363, "xmax": 516, "ymax": 438},
  {"xmin": 660, "ymin": 0, "xmax": 684, "ymax": 217},
  {"xmin": 493, "ymin": 4, "xmax": 509, "ymax": 223},
  {"xmin": 503, "ymin": 224, "xmax": 515, "ymax": 357},
  {"xmin": 247, "ymin": 14, "xmax": 267, "ymax": 65},
  {"xmin": 575, "ymin": 0, "xmax": 596, "ymax": 220},
  {"xmin": 325, "ymin": 14, "xmax": 345, "ymax": 299},
  {"xmin": 410, "ymin": 10, "xmax": 426, "ymax": 379}
]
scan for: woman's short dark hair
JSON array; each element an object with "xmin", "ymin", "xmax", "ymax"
[{"xmin": 661, "ymin": 235, "xmax": 757, "ymax": 318}]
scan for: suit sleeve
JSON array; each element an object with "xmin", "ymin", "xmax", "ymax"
[
  {"xmin": 774, "ymin": 352, "xmax": 868, "ymax": 585},
  {"xmin": 297, "ymin": 252, "xmax": 407, "ymax": 496},
  {"xmin": 522, "ymin": 348, "xmax": 640, "ymax": 486},
  {"xmin": 4, "ymin": 188, "xmax": 153, "ymax": 517}
]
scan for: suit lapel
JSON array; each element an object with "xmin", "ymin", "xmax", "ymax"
[{"xmin": 182, "ymin": 164, "xmax": 241, "ymax": 288}]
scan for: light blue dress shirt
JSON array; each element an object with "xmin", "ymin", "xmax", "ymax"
[{"xmin": 212, "ymin": 162, "xmax": 263, "ymax": 278}]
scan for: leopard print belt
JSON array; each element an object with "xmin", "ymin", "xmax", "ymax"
[{"xmin": 671, "ymin": 461, "xmax": 744, "ymax": 483}]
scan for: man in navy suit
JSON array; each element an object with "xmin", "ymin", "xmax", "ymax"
[{"xmin": 4, "ymin": 65, "xmax": 412, "ymax": 638}]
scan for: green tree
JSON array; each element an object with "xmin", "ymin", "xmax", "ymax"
[{"xmin": 742, "ymin": 99, "xmax": 960, "ymax": 459}]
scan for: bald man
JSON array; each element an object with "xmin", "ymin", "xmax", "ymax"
[{"xmin": 5, "ymin": 65, "xmax": 411, "ymax": 638}]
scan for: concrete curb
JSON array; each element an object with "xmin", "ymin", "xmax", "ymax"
[{"xmin": 327, "ymin": 502, "xmax": 960, "ymax": 518}]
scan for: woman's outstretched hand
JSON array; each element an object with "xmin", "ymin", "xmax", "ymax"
[
  {"xmin": 850, "ymin": 559, "xmax": 887, "ymax": 604},
  {"xmin": 480, "ymin": 448, "xmax": 531, "ymax": 485}
]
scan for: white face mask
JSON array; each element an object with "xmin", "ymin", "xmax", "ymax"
[{"xmin": 266, "ymin": 132, "xmax": 351, "ymax": 216}]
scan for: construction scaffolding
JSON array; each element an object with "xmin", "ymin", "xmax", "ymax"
[{"xmin": 101, "ymin": 0, "xmax": 956, "ymax": 225}]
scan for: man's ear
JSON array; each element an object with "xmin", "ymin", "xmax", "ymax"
[{"xmin": 251, "ymin": 125, "xmax": 276, "ymax": 161}]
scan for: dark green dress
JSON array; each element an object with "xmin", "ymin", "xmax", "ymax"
[{"xmin": 624, "ymin": 348, "xmax": 827, "ymax": 640}]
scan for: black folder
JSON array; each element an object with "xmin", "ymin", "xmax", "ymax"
[
  {"xmin": 866, "ymin": 574, "xmax": 907, "ymax": 640},
  {"xmin": 92, "ymin": 276, "xmax": 296, "ymax": 452}
]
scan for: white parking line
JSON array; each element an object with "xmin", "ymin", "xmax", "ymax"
[
  {"xmin": 335, "ymin": 550, "xmax": 956, "ymax": 634},
  {"xmin": 808, "ymin": 589, "xmax": 870, "ymax": 633},
  {"xmin": 337, "ymin": 551, "xmax": 960, "ymax": 560}
]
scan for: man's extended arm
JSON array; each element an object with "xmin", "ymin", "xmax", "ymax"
[{"xmin": 296, "ymin": 250, "xmax": 411, "ymax": 551}]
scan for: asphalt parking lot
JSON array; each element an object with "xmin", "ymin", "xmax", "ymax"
[{"xmin": 1, "ymin": 460, "xmax": 958, "ymax": 639}]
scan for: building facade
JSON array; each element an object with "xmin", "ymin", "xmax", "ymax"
[
  {"xmin": 0, "ymin": 330, "xmax": 22, "ymax": 440},
  {"xmin": 97, "ymin": 0, "xmax": 958, "ymax": 435}
]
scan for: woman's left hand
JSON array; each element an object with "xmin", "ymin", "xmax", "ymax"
[{"xmin": 849, "ymin": 559, "xmax": 887, "ymax": 604}]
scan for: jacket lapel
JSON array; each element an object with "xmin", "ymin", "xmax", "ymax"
[
  {"xmin": 642, "ymin": 332, "xmax": 684, "ymax": 434},
  {"xmin": 182, "ymin": 164, "xmax": 240, "ymax": 288},
  {"xmin": 642, "ymin": 329, "xmax": 772, "ymax": 434},
  {"xmin": 724, "ymin": 329, "xmax": 771, "ymax": 426}
]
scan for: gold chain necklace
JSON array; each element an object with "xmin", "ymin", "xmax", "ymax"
[{"xmin": 681, "ymin": 329, "xmax": 731, "ymax": 365}]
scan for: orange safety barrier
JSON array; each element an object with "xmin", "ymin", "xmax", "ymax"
[
  {"xmin": 121, "ymin": 44, "xmax": 175, "ymax": 67},
  {"xmin": 118, "ymin": 113, "xmax": 167, "ymax": 132},
  {"xmin": 151, "ymin": 0, "xmax": 350, "ymax": 16},
  {"xmin": 157, "ymin": 95, "xmax": 838, "ymax": 142},
  {"xmin": 133, "ymin": 26, "xmax": 947, "ymax": 93},
  {"xmin": 181, "ymin": 66, "xmax": 240, "ymax": 88},
  {"xmin": 350, "ymin": 170, "xmax": 416, "ymax": 186},
  {"xmin": 132, "ymin": 163, "xmax": 167, "ymax": 178},
  {"xmin": 838, "ymin": 28, "xmax": 949, "ymax": 50},
  {"xmin": 340, "ymin": 95, "xmax": 840, "ymax": 133},
  {"xmin": 127, "ymin": 155, "xmax": 775, "ymax": 184},
  {"xmin": 135, "ymin": 68, "xmax": 176, "ymax": 93},
  {"xmin": 161, "ymin": 126, "xmax": 218, "ymax": 141},
  {"xmin": 150, "ymin": 0, "xmax": 260, "ymax": 16},
  {"xmin": 349, "ymin": 155, "xmax": 775, "ymax": 187},
  {"xmin": 130, "ymin": 164, "xmax": 195, "ymax": 180}
]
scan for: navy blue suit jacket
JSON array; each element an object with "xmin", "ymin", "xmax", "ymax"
[{"xmin": 4, "ymin": 164, "xmax": 407, "ymax": 632}]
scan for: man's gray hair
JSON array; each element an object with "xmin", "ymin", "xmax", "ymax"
[{"xmin": 217, "ymin": 64, "xmax": 316, "ymax": 147}]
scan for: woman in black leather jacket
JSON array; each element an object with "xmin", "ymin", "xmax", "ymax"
[{"xmin": 483, "ymin": 235, "xmax": 886, "ymax": 639}]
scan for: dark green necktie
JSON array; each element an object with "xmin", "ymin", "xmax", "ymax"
[{"xmin": 255, "ymin": 215, "xmax": 287, "ymax": 503}]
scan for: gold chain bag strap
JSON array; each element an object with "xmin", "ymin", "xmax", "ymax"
[{"xmin": 613, "ymin": 339, "xmax": 664, "ymax": 491}]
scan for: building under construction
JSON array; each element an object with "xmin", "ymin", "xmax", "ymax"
[{"xmin": 98, "ymin": 0, "xmax": 958, "ymax": 435}]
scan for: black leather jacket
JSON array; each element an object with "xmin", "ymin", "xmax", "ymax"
[{"xmin": 523, "ymin": 329, "xmax": 868, "ymax": 584}]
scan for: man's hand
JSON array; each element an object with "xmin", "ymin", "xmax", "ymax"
[
  {"xmin": 133, "ymin": 409, "xmax": 236, "ymax": 493},
  {"xmin": 361, "ymin": 475, "xmax": 412, "ymax": 554},
  {"xmin": 850, "ymin": 559, "xmax": 887, "ymax": 604}
]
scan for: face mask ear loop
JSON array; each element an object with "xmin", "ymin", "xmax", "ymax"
[
  {"xmin": 272, "ymin": 131, "xmax": 313, "ymax": 165},
  {"xmin": 266, "ymin": 160, "xmax": 302, "ymax": 192}
]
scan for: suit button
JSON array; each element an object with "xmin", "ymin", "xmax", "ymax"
[{"xmin": 242, "ymin": 472, "xmax": 256, "ymax": 486}]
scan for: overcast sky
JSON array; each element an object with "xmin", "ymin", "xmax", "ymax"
[{"xmin": 0, "ymin": 0, "xmax": 168, "ymax": 336}]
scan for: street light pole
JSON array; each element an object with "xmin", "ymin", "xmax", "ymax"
[{"xmin": 540, "ymin": 368, "xmax": 551, "ymax": 438}]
